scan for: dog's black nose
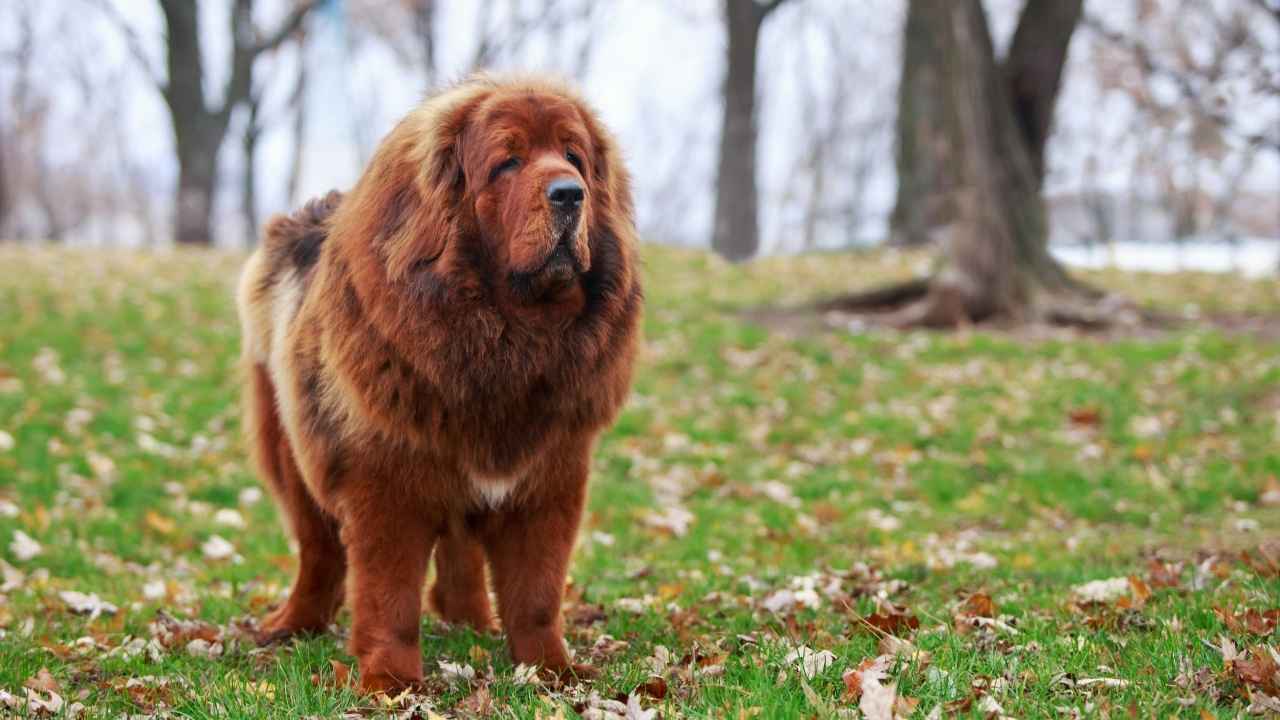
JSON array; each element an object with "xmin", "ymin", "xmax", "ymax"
[{"xmin": 547, "ymin": 178, "xmax": 584, "ymax": 209}]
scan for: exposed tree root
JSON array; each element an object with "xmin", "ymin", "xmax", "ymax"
[
  {"xmin": 815, "ymin": 277, "xmax": 931, "ymax": 314},
  {"xmin": 814, "ymin": 276, "xmax": 1166, "ymax": 333}
]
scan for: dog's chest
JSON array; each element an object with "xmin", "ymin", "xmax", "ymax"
[{"xmin": 469, "ymin": 474, "xmax": 523, "ymax": 510}]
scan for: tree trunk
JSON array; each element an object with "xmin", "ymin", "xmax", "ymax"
[
  {"xmin": 1003, "ymin": 0, "xmax": 1084, "ymax": 184},
  {"xmin": 0, "ymin": 133, "xmax": 9, "ymax": 239},
  {"xmin": 243, "ymin": 93, "xmax": 263, "ymax": 247},
  {"xmin": 888, "ymin": 0, "xmax": 957, "ymax": 247},
  {"xmin": 914, "ymin": 0, "xmax": 1063, "ymax": 323},
  {"xmin": 172, "ymin": 124, "xmax": 223, "ymax": 246},
  {"xmin": 412, "ymin": 0, "xmax": 437, "ymax": 82},
  {"xmin": 161, "ymin": 0, "xmax": 220, "ymax": 246},
  {"xmin": 286, "ymin": 47, "xmax": 309, "ymax": 208},
  {"xmin": 712, "ymin": 0, "xmax": 790, "ymax": 262},
  {"xmin": 156, "ymin": 0, "xmax": 316, "ymax": 246},
  {"xmin": 890, "ymin": 0, "xmax": 1081, "ymax": 246},
  {"xmin": 825, "ymin": 0, "xmax": 1102, "ymax": 328}
]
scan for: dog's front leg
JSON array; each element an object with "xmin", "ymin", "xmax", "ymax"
[
  {"xmin": 480, "ymin": 441, "xmax": 596, "ymax": 679},
  {"xmin": 342, "ymin": 488, "xmax": 437, "ymax": 694}
]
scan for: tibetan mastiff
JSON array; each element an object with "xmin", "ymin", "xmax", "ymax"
[{"xmin": 236, "ymin": 74, "xmax": 641, "ymax": 693}]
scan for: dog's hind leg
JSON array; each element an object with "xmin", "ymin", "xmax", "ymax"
[
  {"xmin": 429, "ymin": 518, "xmax": 495, "ymax": 632},
  {"xmin": 247, "ymin": 363, "xmax": 347, "ymax": 642}
]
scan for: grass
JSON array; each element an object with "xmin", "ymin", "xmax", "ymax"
[{"xmin": 0, "ymin": 244, "xmax": 1277, "ymax": 718}]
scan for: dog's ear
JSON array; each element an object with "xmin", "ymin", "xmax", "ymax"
[{"xmin": 334, "ymin": 83, "xmax": 492, "ymax": 285}]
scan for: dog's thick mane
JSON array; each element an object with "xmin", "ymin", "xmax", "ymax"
[{"xmin": 256, "ymin": 76, "xmax": 642, "ymax": 474}]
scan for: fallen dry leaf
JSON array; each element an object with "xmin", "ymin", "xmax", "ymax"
[
  {"xmin": 9, "ymin": 530, "xmax": 41, "ymax": 562},
  {"xmin": 843, "ymin": 655, "xmax": 899, "ymax": 720},
  {"xmin": 511, "ymin": 663, "xmax": 540, "ymax": 686},
  {"xmin": 878, "ymin": 635, "xmax": 931, "ymax": 666},
  {"xmin": 1230, "ymin": 646, "xmax": 1280, "ymax": 696},
  {"xmin": 625, "ymin": 693, "xmax": 658, "ymax": 720},
  {"xmin": 1076, "ymin": 677, "xmax": 1132, "ymax": 689},
  {"xmin": 1241, "ymin": 542, "xmax": 1280, "ymax": 578},
  {"xmin": 959, "ymin": 592, "xmax": 997, "ymax": 618},
  {"xmin": 1146, "ymin": 559, "xmax": 1183, "ymax": 589},
  {"xmin": 566, "ymin": 603, "xmax": 607, "ymax": 626},
  {"xmin": 456, "ymin": 686, "xmax": 492, "ymax": 716},
  {"xmin": 24, "ymin": 668, "xmax": 60, "ymax": 695},
  {"xmin": 858, "ymin": 603, "xmax": 920, "ymax": 637},
  {"xmin": 640, "ymin": 506, "xmax": 694, "ymax": 537},
  {"xmin": 1259, "ymin": 477, "xmax": 1280, "ymax": 507},
  {"xmin": 58, "ymin": 591, "xmax": 118, "ymax": 620},
  {"xmin": 438, "ymin": 660, "xmax": 476, "ymax": 686},
  {"xmin": 201, "ymin": 535, "xmax": 235, "ymax": 560},
  {"xmin": 633, "ymin": 675, "xmax": 667, "ymax": 700},
  {"xmin": 1246, "ymin": 693, "xmax": 1280, "ymax": 713},
  {"xmin": 144, "ymin": 510, "xmax": 176, "ymax": 536},
  {"xmin": 330, "ymin": 659, "xmax": 351, "ymax": 687},
  {"xmin": 150, "ymin": 612, "xmax": 220, "ymax": 648},
  {"xmin": 1215, "ymin": 607, "xmax": 1280, "ymax": 637},
  {"xmin": 22, "ymin": 688, "xmax": 64, "ymax": 715},
  {"xmin": 1117, "ymin": 576, "xmax": 1151, "ymax": 609},
  {"xmin": 1068, "ymin": 406, "xmax": 1102, "ymax": 427},
  {"xmin": 1072, "ymin": 577, "xmax": 1133, "ymax": 603},
  {"xmin": 784, "ymin": 645, "xmax": 837, "ymax": 680}
]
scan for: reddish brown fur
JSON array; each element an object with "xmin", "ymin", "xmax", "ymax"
[{"xmin": 236, "ymin": 75, "xmax": 641, "ymax": 693}]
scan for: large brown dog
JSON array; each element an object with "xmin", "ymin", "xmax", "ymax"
[{"xmin": 236, "ymin": 75, "xmax": 641, "ymax": 693}]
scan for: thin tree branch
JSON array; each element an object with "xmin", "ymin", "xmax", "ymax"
[
  {"xmin": 1247, "ymin": 0, "xmax": 1280, "ymax": 25},
  {"xmin": 469, "ymin": 0, "xmax": 592, "ymax": 72},
  {"xmin": 252, "ymin": 0, "xmax": 322, "ymax": 55},
  {"xmin": 88, "ymin": 0, "xmax": 166, "ymax": 91},
  {"xmin": 1084, "ymin": 13, "xmax": 1280, "ymax": 152},
  {"xmin": 759, "ymin": 0, "xmax": 793, "ymax": 18},
  {"xmin": 1001, "ymin": 0, "xmax": 1083, "ymax": 183},
  {"xmin": 219, "ymin": 0, "xmax": 318, "ymax": 123}
]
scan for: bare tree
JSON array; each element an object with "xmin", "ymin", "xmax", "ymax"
[
  {"xmin": 2, "ymin": 1, "xmax": 156, "ymax": 244},
  {"xmin": 351, "ymin": 0, "xmax": 438, "ymax": 80},
  {"xmin": 0, "ymin": 133, "xmax": 8, "ymax": 239},
  {"xmin": 240, "ymin": 28, "xmax": 309, "ymax": 247},
  {"xmin": 781, "ymin": 10, "xmax": 894, "ymax": 253},
  {"xmin": 1083, "ymin": 0, "xmax": 1279, "ymax": 245},
  {"xmin": 5, "ymin": 1, "xmax": 83, "ymax": 243},
  {"xmin": 98, "ymin": 0, "xmax": 318, "ymax": 245},
  {"xmin": 352, "ymin": 0, "xmax": 600, "ymax": 81},
  {"xmin": 242, "ymin": 88, "xmax": 265, "ymax": 247},
  {"xmin": 285, "ymin": 46, "xmax": 309, "ymax": 209},
  {"xmin": 711, "ymin": 0, "xmax": 794, "ymax": 262},
  {"xmin": 823, "ymin": 0, "xmax": 1106, "ymax": 327},
  {"xmin": 414, "ymin": 0, "xmax": 438, "ymax": 80}
]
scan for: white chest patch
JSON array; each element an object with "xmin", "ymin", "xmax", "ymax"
[{"xmin": 471, "ymin": 475, "xmax": 522, "ymax": 510}]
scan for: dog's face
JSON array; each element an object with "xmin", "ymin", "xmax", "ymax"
[
  {"xmin": 459, "ymin": 94, "xmax": 596, "ymax": 303},
  {"xmin": 336, "ymin": 79, "xmax": 632, "ymax": 322}
]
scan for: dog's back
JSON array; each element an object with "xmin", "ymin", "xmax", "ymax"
[
  {"xmin": 237, "ymin": 190, "xmax": 343, "ymax": 367},
  {"xmin": 236, "ymin": 190, "xmax": 344, "ymax": 511}
]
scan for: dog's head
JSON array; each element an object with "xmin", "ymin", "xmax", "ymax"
[
  {"xmin": 460, "ymin": 90, "xmax": 596, "ymax": 302},
  {"xmin": 335, "ymin": 75, "xmax": 630, "ymax": 314}
]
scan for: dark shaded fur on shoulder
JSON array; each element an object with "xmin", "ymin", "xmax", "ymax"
[{"xmin": 257, "ymin": 190, "xmax": 345, "ymax": 293}]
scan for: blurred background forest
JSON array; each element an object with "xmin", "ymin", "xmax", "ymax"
[{"xmin": 0, "ymin": 0, "xmax": 1276, "ymax": 271}]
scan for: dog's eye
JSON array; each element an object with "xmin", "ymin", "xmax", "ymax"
[
  {"xmin": 566, "ymin": 150, "xmax": 585, "ymax": 174},
  {"xmin": 489, "ymin": 157, "xmax": 520, "ymax": 183}
]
